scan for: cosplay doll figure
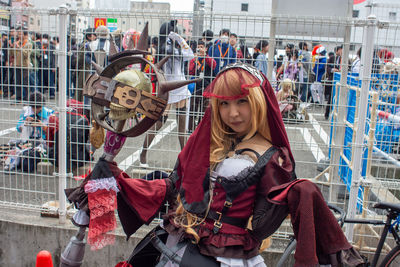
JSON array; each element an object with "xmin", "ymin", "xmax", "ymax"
[{"xmin": 106, "ymin": 63, "xmax": 363, "ymax": 267}]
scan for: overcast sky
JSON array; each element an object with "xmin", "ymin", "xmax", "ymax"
[{"xmin": 130, "ymin": 0, "xmax": 195, "ymax": 12}]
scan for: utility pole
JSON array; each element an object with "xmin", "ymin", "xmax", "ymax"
[{"xmin": 192, "ymin": 0, "xmax": 204, "ymax": 39}]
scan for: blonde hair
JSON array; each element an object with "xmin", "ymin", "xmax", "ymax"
[{"xmin": 173, "ymin": 69, "xmax": 272, "ymax": 246}]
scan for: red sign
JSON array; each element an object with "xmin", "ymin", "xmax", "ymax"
[
  {"xmin": 354, "ymin": 0, "xmax": 366, "ymax": 4},
  {"xmin": 94, "ymin": 18, "xmax": 107, "ymax": 28}
]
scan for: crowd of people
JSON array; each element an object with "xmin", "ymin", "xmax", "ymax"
[
  {"xmin": 3, "ymin": 22, "xmax": 399, "ymax": 171},
  {"xmin": 1, "ymin": 27, "xmax": 61, "ymax": 101}
]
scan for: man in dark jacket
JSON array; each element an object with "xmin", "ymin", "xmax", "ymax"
[
  {"xmin": 207, "ymin": 28, "xmax": 236, "ymax": 76},
  {"xmin": 324, "ymin": 52, "xmax": 335, "ymax": 119},
  {"xmin": 40, "ymin": 34, "xmax": 56, "ymax": 99}
]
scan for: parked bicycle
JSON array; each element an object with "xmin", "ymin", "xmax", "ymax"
[{"xmin": 277, "ymin": 202, "xmax": 400, "ymax": 267}]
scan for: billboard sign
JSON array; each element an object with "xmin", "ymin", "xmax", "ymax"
[
  {"xmin": 107, "ymin": 18, "xmax": 117, "ymax": 32},
  {"xmin": 94, "ymin": 18, "xmax": 106, "ymax": 29}
]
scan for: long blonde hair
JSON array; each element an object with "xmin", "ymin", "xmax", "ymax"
[{"xmin": 174, "ymin": 69, "xmax": 272, "ymax": 247}]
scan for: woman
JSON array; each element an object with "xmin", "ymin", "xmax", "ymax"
[
  {"xmin": 119, "ymin": 64, "xmax": 362, "ymax": 266},
  {"xmin": 140, "ymin": 20, "xmax": 194, "ymax": 165},
  {"xmin": 67, "ymin": 63, "xmax": 363, "ymax": 267}
]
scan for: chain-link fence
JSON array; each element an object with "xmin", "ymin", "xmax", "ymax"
[{"xmin": 1, "ymin": 6, "xmax": 400, "ymax": 258}]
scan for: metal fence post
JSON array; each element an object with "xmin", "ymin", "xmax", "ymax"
[
  {"xmin": 267, "ymin": 0, "xmax": 277, "ymax": 82},
  {"xmin": 345, "ymin": 14, "xmax": 377, "ymax": 242},
  {"xmin": 58, "ymin": 5, "xmax": 69, "ymax": 224},
  {"xmin": 328, "ymin": 0, "xmax": 353, "ymax": 203}
]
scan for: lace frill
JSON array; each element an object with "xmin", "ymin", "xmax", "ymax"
[
  {"xmin": 87, "ymin": 188, "xmax": 118, "ymax": 250},
  {"xmin": 84, "ymin": 177, "xmax": 119, "ymax": 193}
]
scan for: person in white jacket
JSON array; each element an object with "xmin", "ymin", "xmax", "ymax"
[{"xmin": 140, "ymin": 20, "xmax": 194, "ymax": 166}]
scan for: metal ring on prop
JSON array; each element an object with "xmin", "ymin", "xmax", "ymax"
[{"xmin": 84, "ymin": 22, "xmax": 201, "ymax": 137}]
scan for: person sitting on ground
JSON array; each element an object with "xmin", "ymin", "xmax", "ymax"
[{"xmin": 16, "ymin": 92, "xmax": 54, "ymax": 144}]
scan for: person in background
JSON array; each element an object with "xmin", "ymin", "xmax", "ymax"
[
  {"xmin": 252, "ymin": 41, "xmax": 261, "ymax": 66},
  {"xmin": 140, "ymin": 20, "xmax": 194, "ymax": 166},
  {"xmin": 40, "ymin": 34, "xmax": 56, "ymax": 99},
  {"xmin": 16, "ymin": 92, "xmax": 54, "ymax": 143},
  {"xmin": 324, "ymin": 51, "xmax": 336, "ymax": 119},
  {"xmin": 112, "ymin": 29, "xmax": 123, "ymax": 52},
  {"xmin": 90, "ymin": 25, "xmax": 110, "ymax": 68},
  {"xmin": 202, "ymin": 29, "xmax": 214, "ymax": 50},
  {"xmin": 332, "ymin": 45, "xmax": 342, "ymax": 73},
  {"xmin": 285, "ymin": 49, "xmax": 299, "ymax": 82},
  {"xmin": 30, "ymin": 32, "xmax": 42, "ymax": 93},
  {"xmin": 188, "ymin": 40, "xmax": 216, "ymax": 132},
  {"xmin": 255, "ymin": 40, "xmax": 269, "ymax": 75},
  {"xmin": 208, "ymin": 28, "xmax": 236, "ymax": 76},
  {"xmin": 298, "ymin": 41, "xmax": 311, "ymax": 102},
  {"xmin": 230, "ymin": 33, "xmax": 242, "ymax": 59},
  {"xmin": 76, "ymin": 28, "xmax": 96, "ymax": 102},
  {"xmin": 238, "ymin": 44, "xmax": 252, "ymax": 64},
  {"xmin": 6, "ymin": 27, "xmax": 16, "ymax": 98},
  {"xmin": 12, "ymin": 28, "xmax": 32, "ymax": 101},
  {"xmin": 276, "ymin": 43, "xmax": 295, "ymax": 80},
  {"xmin": 67, "ymin": 37, "xmax": 78, "ymax": 98},
  {"xmin": 313, "ymin": 46, "xmax": 327, "ymax": 83},
  {"xmin": 351, "ymin": 47, "xmax": 361, "ymax": 74},
  {"xmin": 0, "ymin": 33, "xmax": 7, "ymax": 97}
]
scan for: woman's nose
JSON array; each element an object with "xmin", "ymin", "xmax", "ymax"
[{"xmin": 229, "ymin": 105, "xmax": 239, "ymax": 117}]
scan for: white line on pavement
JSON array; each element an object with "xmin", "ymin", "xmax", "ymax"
[
  {"xmin": 118, "ymin": 121, "xmax": 177, "ymax": 171},
  {"xmin": 302, "ymin": 128, "xmax": 326, "ymax": 162},
  {"xmin": 0, "ymin": 127, "xmax": 16, "ymax": 137},
  {"xmin": 308, "ymin": 113, "xmax": 329, "ymax": 145}
]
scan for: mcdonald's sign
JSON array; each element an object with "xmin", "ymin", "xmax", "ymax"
[{"xmin": 94, "ymin": 18, "xmax": 107, "ymax": 29}]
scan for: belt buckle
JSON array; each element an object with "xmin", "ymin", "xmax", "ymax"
[
  {"xmin": 224, "ymin": 201, "xmax": 232, "ymax": 208},
  {"xmin": 214, "ymin": 211, "xmax": 222, "ymax": 229}
]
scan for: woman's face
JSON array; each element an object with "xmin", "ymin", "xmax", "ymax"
[{"xmin": 218, "ymin": 97, "xmax": 252, "ymax": 136}]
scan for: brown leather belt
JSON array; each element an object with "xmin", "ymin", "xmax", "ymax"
[{"xmin": 206, "ymin": 210, "xmax": 248, "ymax": 229}]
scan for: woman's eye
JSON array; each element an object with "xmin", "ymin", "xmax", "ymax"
[
  {"xmin": 220, "ymin": 101, "xmax": 228, "ymax": 106},
  {"xmin": 238, "ymin": 99, "xmax": 248, "ymax": 104}
]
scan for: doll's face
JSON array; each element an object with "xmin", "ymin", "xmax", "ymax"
[{"xmin": 218, "ymin": 97, "xmax": 252, "ymax": 136}]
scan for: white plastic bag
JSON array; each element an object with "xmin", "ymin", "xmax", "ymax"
[{"xmin": 310, "ymin": 82, "xmax": 324, "ymax": 104}]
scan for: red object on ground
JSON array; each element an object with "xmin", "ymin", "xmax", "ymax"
[{"xmin": 36, "ymin": 250, "xmax": 53, "ymax": 267}]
